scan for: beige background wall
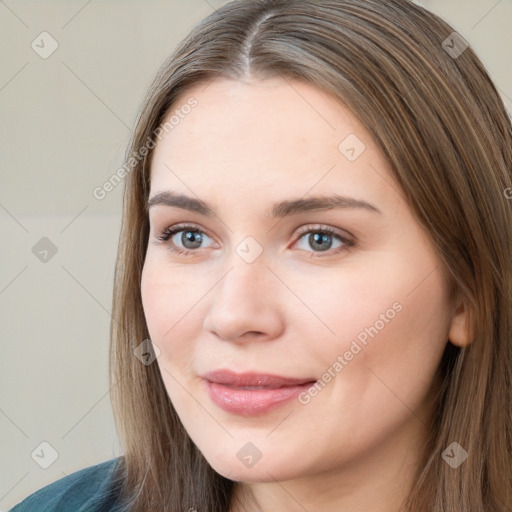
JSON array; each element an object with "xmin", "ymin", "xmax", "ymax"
[{"xmin": 1, "ymin": 0, "xmax": 510, "ymax": 509}]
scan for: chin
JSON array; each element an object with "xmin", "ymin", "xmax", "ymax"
[
  {"xmin": 201, "ymin": 446, "xmax": 305, "ymax": 483},
  {"xmin": 209, "ymin": 461, "xmax": 281, "ymax": 483}
]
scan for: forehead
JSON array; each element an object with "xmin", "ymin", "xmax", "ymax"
[
  {"xmin": 149, "ymin": 78, "xmax": 400, "ymax": 212},
  {"xmin": 156, "ymin": 77, "xmax": 363, "ymax": 156}
]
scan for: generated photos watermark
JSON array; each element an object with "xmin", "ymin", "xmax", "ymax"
[
  {"xmin": 298, "ymin": 300, "xmax": 403, "ymax": 405},
  {"xmin": 92, "ymin": 96, "xmax": 198, "ymax": 200}
]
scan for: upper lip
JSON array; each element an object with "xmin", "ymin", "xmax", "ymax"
[{"xmin": 202, "ymin": 370, "xmax": 316, "ymax": 388}]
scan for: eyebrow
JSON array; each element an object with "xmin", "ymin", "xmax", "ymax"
[{"xmin": 146, "ymin": 191, "xmax": 382, "ymax": 217}]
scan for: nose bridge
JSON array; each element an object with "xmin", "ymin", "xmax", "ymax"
[
  {"xmin": 218, "ymin": 241, "xmax": 269, "ymax": 305},
  {"xmin": 203, "ymin": 241, "xmax": 283, "ymax": 341}
]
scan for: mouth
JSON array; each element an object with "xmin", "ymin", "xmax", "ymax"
[{"xmin": 201, "ymin": 370, "xmax": 317, "ymax": 416}]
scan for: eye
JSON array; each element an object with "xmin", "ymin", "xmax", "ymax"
[
  {"xmin": 155, "ymin": 224, "xmax": 215, "ymax": 255},
  {"xmin": 293, "ymin": 225, "xmax": 353, "ymax": 257},
  {"xmin": 154, "ymin": 223, "xmax": 354, "ymax": 258}
]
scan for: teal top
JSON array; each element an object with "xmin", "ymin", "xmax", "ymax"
[{"xmin": 8, "ymin": 457, "xmax": 123, "ymax": 512}]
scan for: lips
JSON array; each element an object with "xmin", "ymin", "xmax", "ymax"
[
  {"xmin": 201, "ymin": 370, "xmax": 317, "ymax": 416},
  {"xmin": 202, "ymin": 370, "xmax": 316, "ymax": 388}
]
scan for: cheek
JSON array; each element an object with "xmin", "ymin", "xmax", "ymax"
[
  {"xmin": 140, "ymin": 262, "xmax": 168, "ymax": 341},
  {"xmin": 292, "ymin": 251, "xmax": 450, "ymax": 401},
  {"xmin": 281, "ymin": 257, "xmax": 408, "ymax": 354},
  {"xmin": 140, "ymin": 260, "xmax": 196, "ymax": 361},
  {"xmin": 365, "ymin": 265, "xmax": 451, "ymax": 396},
  {"xmin": 286, "ymin": 262, "xmax": 450, "ymax": 464},
  {"xmin": 325, "ymin": 260, "xmax": 450, "ymax": 427},
  {"xmin": 300, "ymin": 248, "xmax": 451, "ymax": 363},
  {"xmin": 141, "ymin": 262, "xmax": 201, "ymax": 413},
  {"xmin": 141, "ymin": 253, "xmax": 209, "ymax": 337}
]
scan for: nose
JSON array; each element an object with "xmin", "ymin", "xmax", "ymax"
[{"xmin": 203, "ymin": 252, "xmax": 285, "ymax": 343}]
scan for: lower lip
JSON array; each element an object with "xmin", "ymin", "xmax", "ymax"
[{"xmin": 204, "ymin": 380, "xmax": 315, "ymax": 416}]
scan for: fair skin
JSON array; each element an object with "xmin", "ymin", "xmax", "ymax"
[{"xmin": 141, "ymin": 77, "xmax": 470, "ymax": 512}]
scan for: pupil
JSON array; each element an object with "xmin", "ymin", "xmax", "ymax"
[
  {"xmin": 310, "ymin": 232, "xmax": 332, "ymax": 251},
  {"xmin": 183, "ymin": 231, "xmax": 202, "ymax": 249}
]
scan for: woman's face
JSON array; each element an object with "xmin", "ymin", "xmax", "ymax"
[{"xmin": 141, "ymin": 77, "xmax": 459, "ymax": 485}]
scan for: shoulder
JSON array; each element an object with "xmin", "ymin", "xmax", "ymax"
[{"xmin": 8, "ymin": 457, "xmax": 123, "ymax": 512}]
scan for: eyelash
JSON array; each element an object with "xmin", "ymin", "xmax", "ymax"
[{"xmin": 155, "ymin": 223, "xmax": 354, "ymax": 258}]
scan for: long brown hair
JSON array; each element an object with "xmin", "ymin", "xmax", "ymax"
[{"xmin": 108, "ymin": 1, "xmax": 512, "ymax": 510}]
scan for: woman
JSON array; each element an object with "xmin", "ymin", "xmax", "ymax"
[{"xmin": 10, "ymin": 0, "xmax": 512, "ymax": 511}]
